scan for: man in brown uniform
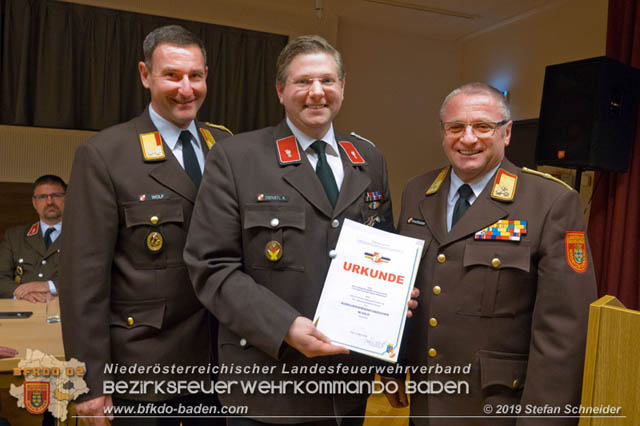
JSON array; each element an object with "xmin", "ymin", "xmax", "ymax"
[
  {"xmin": 185, "ymin": 35, "xmax": 393, "ymax": 425},
  {"xmin": 386, "ymin": 83, "xmax": 597, "ymax": 426},
  {"xmin": 0, "ymin": 174, "xmax": 66, "ymax": 302},
  {"xmin": 59, "ymin": 25, "xmax": 231, "ymax": 425}
]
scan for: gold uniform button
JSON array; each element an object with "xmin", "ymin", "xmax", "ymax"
[
  {"xmin": 433, "ymin": 285, "xmax": 441, "ymax": 295},
  {"xmin": 512, "ymin": 379, "xmax": 519, "ymax": 389},
  {"xmin": 437, "ymin": 254, "xmax": 446, "ymax": 263},
  {"xmin": 150, "ymin": 216, "xmax": 159, "ymax": 225},
  {"xmin": 429, "ymin": 318, "xmax": 438, "ymax": 327},
  {"xmin": 428, "ymin": 348, "xmax": 437, "ymax": 357},
  {"xmin": 127, "ymin": 316, "xmax": 134, "ymax": 326},
  {"xmin": 491, "ymin": 257, "xmax": 501, "ymax": 268}
]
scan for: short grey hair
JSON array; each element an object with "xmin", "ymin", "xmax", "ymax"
[
  {"xmin": 440, "ymin": 82, "xmax": 511, "ymax": 121},
  {"xmin": 143, "ymin": 25, "xmax": 207, "ymax": 71},
  {"xmin": 275, "ymin": 35, "xmax": 344, "ymax": 87}
]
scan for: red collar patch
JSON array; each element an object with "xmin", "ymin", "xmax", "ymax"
[
  {"xmin": 338, "ymin": 141, "xmax": 367, "ymax": 165},
  {"xmin": 27, "ymin": 222, "xmax": 39, "ymax": 237},
  {"xmin": 276, "ymin": 136, "xmax": 302, "ymax": 165}
]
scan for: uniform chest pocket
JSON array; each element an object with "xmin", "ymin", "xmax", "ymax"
[
  {"xmin": 122, "ymin": 199, "xmax": 185, "ymax": 269},
  {"xmin": 243, "ymin": 204, "xmax": 305, "ymax": 272},
  {"xmin": 457, "ymin": 241, "xmax": 531, "ymax": 317}
]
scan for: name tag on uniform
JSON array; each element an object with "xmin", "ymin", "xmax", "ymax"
[
  {"xmin": 139, "ymin": 193, "xmax": 171, "ymax": 202},
  {"xmin": 257, "ymin": 193, "xmax": 289, "ymax": 202},
  {"xmin": 407, "ymin": 217, "xmax": 426, "ymax": 226}
]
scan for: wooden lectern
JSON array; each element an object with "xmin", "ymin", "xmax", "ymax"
[{"xmin": 579, "ymin": 295, "xmax": 640, "ymax": 425}]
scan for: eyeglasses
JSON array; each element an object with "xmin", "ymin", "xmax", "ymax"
[
  {"xmin": 33, "ymin": 193, "xmax": 65, "ymax": 201},
  {"xmin": 441, "ymin": 120, "xmax": 509, "ymax": 137},
  {"xmin": 289, "ymin": 77, "xmax": 341, "ymax": 90}
]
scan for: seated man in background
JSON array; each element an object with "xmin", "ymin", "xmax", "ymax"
[{"xmin": 0, "ymin": 174, "xmax": 65, "ymax": 302}]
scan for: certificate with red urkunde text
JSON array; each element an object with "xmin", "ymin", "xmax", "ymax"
[{"xmin": 313, "ymin": 219, "xmax": 424, "ymax": 362}]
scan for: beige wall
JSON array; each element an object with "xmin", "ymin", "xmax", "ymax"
[
  {"xmin": 334, "ymin": 19, "xmax": 459, "ymax": 216},
  {"xmin": 460, "ymin": 0, "xmax": 608, "ymax": 120}
]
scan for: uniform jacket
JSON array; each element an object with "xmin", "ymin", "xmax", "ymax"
[
  {"xmin": 397, "ymin": 159, "xmax": 597, "ymax": 426},
  {"xmin": 184, "ymin": 121, "xmax": 394, "ymax": 421},
  {"xmin": 58, "ymin": 108, "xmax": 231, "ymax": 401},
  {"xmin": 0, "ymin": 223, "xmax": 60, "ymax": 297}
]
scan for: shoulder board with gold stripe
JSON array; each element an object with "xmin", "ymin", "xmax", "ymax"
[
  {"xmin": 426, "ymin": 167, "xmax": 449, "ymax": 195},
  {"xmin": 338, "ymin": 141, "xmax": 367, "ymax": 165},
  {"xmin": 27, "ymin": 222, "xmax": 39, "ymax": 237},
  {"xmin": 276, "ymin": 136, "xmax": 301, "ymax": 165},
  {"xmin": 204, "ymin": 122, "xmax": 233, "ymax": 135},
  {"xmin": 491, "ymin": 169, "xmax": 518, "ymax": 201},
  {"xmin": 139, "ymin": 132, "xmax": 165, "ymax": 162},
  {"xmin": 522, "ymin": 167, "xmax": 574, "ymax": 191},
  {"xmin": 199, "ymin": 128, "xmax": 216, "ymax": 149}
]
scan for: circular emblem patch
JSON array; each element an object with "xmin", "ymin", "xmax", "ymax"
[
  {"xmin": 145, "ymin": 230, "xmax": 164, "ymax": 253},
  {"xmin": 265, "ymin": 240, "xmax": 283, "ymax": 262}
]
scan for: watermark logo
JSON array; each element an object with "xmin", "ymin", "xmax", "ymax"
[{"xmin": 10, "ymin": 349, "xmax": 89, "ymax": 421}]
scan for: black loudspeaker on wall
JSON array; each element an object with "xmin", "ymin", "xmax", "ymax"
[{"xmin": 536, "ymin": 56, "xmax": 640, "ymax": 172}]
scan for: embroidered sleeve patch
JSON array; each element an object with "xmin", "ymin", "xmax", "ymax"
[{"xmin": 565, "ymin": 231, "xmax": 588, "ymax": 273}]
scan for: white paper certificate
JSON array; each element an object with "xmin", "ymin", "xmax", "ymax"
[{"xmin": 313, "ymin": 219, "xmax": 424, "ymax": 362}]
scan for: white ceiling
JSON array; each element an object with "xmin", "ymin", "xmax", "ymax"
[{"xmin": 257, "ymin": 0, "xmax": 568, "ymax": 41}]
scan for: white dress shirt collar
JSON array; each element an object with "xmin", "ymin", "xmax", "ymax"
[
  {"xmin": 40, "ymin": 221, "xmax": 62, "ymax": 240},
  {"xmin": 448, "ymin": 164, "xmax": 502, "ymax": 205},
  {"xmin": 149, "ymin": 104, "xmax": 199, "ymax": 151},
  {"xmin": 286, "ymin": 117, "xmax": 339, "ymax": 158}
]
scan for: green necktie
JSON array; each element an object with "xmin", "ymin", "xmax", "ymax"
[
  {"xmin": 452, "ymin": 184, "xmax": 473, "ymax": 227},
  {"xmin": 311, "ymin": 140, "xmax": 339, "ymax": 207}
]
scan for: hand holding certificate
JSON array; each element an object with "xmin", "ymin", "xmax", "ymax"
[{"xmin": 313, "ymin": 219, "xmax": 424, "ymax": 362}]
